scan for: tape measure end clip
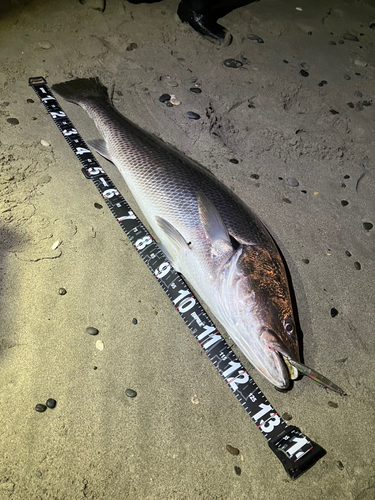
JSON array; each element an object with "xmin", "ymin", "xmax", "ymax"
[
  {"xmin": 29, "ymin": 76, "xmax": 47, "ymax": 86},
  {"xmin": 268, "ymin": 426, "xmax": 326, "ymax": 480}
]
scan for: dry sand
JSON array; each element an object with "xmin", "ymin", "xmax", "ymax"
[{"xmin": 0, "ymin": 0, "xmax": 374, "ymax": 498}]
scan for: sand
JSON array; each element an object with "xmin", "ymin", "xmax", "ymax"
[{"xmin": 0, "ymin": 0, "xmax": 374, "ymax": 498}]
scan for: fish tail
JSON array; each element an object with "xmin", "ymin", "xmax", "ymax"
[{"xmin": 51, "ymin": 77, "xmax": 109, "ymax": 106}]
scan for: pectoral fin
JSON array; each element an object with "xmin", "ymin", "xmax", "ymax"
[{"xmin": 197, "ymin": 192, "xmax": 233, "ymax": 256}]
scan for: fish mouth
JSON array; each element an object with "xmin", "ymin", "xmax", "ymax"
[{"xmin": 260, "ymin": 329, "xmax": 299, "ymax": 385}]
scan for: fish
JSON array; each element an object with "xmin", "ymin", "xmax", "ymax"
[{"xmin": 51, "ymin": 77, "xmax": 301, "ymax": 389}]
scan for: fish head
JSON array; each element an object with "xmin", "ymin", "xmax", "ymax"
[{"xmin": 218, "ymin": 244, "xmax": 300, "ymax": 389}]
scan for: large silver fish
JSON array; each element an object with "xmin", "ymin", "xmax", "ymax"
[{"xmin": 52, "ymin": 77, "xmax": 300, "ymax": 389}]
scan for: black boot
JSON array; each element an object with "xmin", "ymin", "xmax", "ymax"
[
  {"xmin": 177, "ymin": 0, "xmax": 231, "ymax": 46},
  {"xmin": 177, "ymin": 0, "xmax": 257, "ymax": 46}
]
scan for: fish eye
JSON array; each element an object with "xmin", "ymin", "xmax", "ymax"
[{"xmin": 284, "ymin": 319, "xmax": 294, "ymax": 335}]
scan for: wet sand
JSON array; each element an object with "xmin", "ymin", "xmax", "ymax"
[{"xmin": 0, "ymin": 0, "xmax": 374, "ymax": 498}]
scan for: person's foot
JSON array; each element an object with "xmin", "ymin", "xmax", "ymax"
[{"xmin": 177, "ymin": 1, "xmax": 232, "ymax": 46}]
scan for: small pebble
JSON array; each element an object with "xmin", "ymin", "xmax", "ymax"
[
  {"xmin": 229, "ymin": 158, "xmax": 239, "ymax": 164},
  {"xmin": 339, "ymin": 40, "xmax": 344, "ymax": 44},
  {"xmin": 191, "ymin": 394, "xmax": 199, "ymax": 404},
  {"xmin": 354, "ymin": 102, "xmax": 363, "ymax": 112},
  {"xmin": 330, "ymin": 109, "xmax": 339, "ymax": 115},
  {"xmin": 354, "ymin": 262, "xmax": 361, "ymax": 270},
  {"xmin": 248, "ymin": 100, "xmax": 255, "ymax": 109},
  {"xmin": 159, "ymin": 93, "xmax": 171, "ymax": 103},
  {"xmin": 166, "ymin": 80, "xmax": 178, "ymax": 88},
  {"xmin": 35, "ymin": 404, "xmax": 47, "ymax": 413},
  {"xmin": 300, "ymin": 69, "xmax": 309, "ymax": 77},
  {"xmin": 313, "ymin": 192, "xmax": 319, "ymax": 195},
  {"xmin": 126, "ymin": 42, "xmax": 138, "ymax": 51},
  {"xmin": 186, "ymin": 111, "xmax": 200, "ymax": 120},
  {"xmin": 166, "ymin": 102, "xmax": 173, "ymax": 108},
  {"xmin": 318, "ymin": 80, "xmax": 328, "ymax": 87},
  {"xmin": 302, "ymin": 259, "xmax": 309, "ymax": 264},
  {"xmin": 301, "ymin": 189, "xmax": 307, "ymax": 194},
  {"xmin": 0, "ymin": 102, "xmax": 10, "ymax": 107},
  {"xmin": 331, "ymin": 308, "xmax": 339, "ymax": 318},
  {"xmin": 281, "ymin": 412, "xmax": 293, "ymax": 421},
  {"xmin": 58, "ymin": 288, "xmax": 67, "ymax": 295},
  {"xmin": 226, "ymin": 445, "xmax": 240, "ymax": 455},
  {"xmin": 46, "ymin": 398, "xmax": 57, "ymax": 409},
  {"xmin": 282, "ymin": 198, "xmax": 291, "ymax": 204},
  {"xmin": 125, "ymin": 389, "xmax": 137, "ymax": 398},
  {"xmin": 344, "ymin": 174, "xmax": 350, "ymax": 179},
  {"xmin": 342, "ymin": 183, "xmax": 346, "ymax": 187},
  {"xmin": 170, "ymin": 97, "xmax": 181, "ymax": 106},
  {"xmin": 301, "ymin": 62, "xmax": 309, "ymax": 69},
  {"xmin": 234, "ymin": 466, "xmax": 241, "ymax": 476},
  {"xmin": 223, "ymin": 59, "xmax": 243, "ymax": 69},
  {"xmin": 283, "ymin": 59, "xmax": 289, "ymax": 64},
  {"xmin": 362, "ymin": 100, "xmax": 371, "ymax": 107},
  {"xmin": 51, "ymin": 240, "xmax": 61, "ymax": 250},
  {"xmin": 96, "ymin": 339, "xmax": 104, "ymax": 351},
  {"xmin": 39, "ymin": 41, "xmax": 53, "ymax": 49},
  {"xmin": 370, "ymin": 22, "xmax": 375, "ymax": 30},
  {"xmin": 345, "ymin": 250, "xmax": 351, "ymax": 257},
  {"xmin": 190, "ymin": 87, "xmax": 202, "ymax": 94},
  {"xmin": 329, "ymin": 41, "xmax": 336, "ymax": 45},
  {"xmin": 344, "ymin": 74, "xmax": 351, "ymax": 80},
  {"xmin": 341, "ymin": 200, "xmax": 349, "ymax": 206},
  {"xmin": 250, "ymin": 174, "xmax": 259, "ymax": 179},
  {"xmin": 343, "ymin": 33, "xmax": 359, "ymax": 42},
  {"xmin": 7, "ymin": 118, "xmax": 19, "ymax": 125},
  {"xmin": 347, "ymin": 102, "xmax": 354, "ymax": 108},
  {"xmin": 354, "ymin": 90, "xmax": 362, "ymax": 98},
  {"xmin": 328, "ymin": 401, "xmax": 338, "ymax": 408},
  {"xmin": 40, "ymin": 139, "xmax": 50, "ymax": 147},
  {"xmin": 354, "ymin": 59, "xmax": 367, "ymax": 68},
  {"xmin": 94, "ymin": 202, "xmax": 103, "ymax": 209},
  {"xmin": 188, "ymin": 76, "xmax": 198, "ymax": 83},
  {"xmin": 336, "ymin": 461, "xmax": 344, "ymax": 471},
  {"xmin": 363, "ymin": 222, "xmax": 373, "ymax": 231},
  {"xmin": 132, "ymin": 318, "xmax": 138, "ymax": 325},
  {"xmin": 93, "ymin": 366, "xmax": 97, "ymax": 370},
  {"xmin": 247, "ymin": 33, "xmax": 264, "ymax": 43},
  {"xmin": 86, "ymin": 327, "xmax": 99, "ymax": 336},
  {"xmin": 27, "ymin": 98, "xmax": 34, "ymax": 104},
  {"xmin": 287, "ymin": 177, "xmax": 299, "ymax": 187}
]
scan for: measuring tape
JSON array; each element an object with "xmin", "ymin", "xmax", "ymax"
[{"xmin": 29, "ymin": 76, "xmax": 325, "ymax": 479}]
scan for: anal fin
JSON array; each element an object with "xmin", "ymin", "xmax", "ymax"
[
  {"xmin": 155, "ymin": 216, "xmax": 190, "ymax": 272},
  {"xmin": 87, "ymin": 139, "xmax": 113, "ymax": 163}
]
